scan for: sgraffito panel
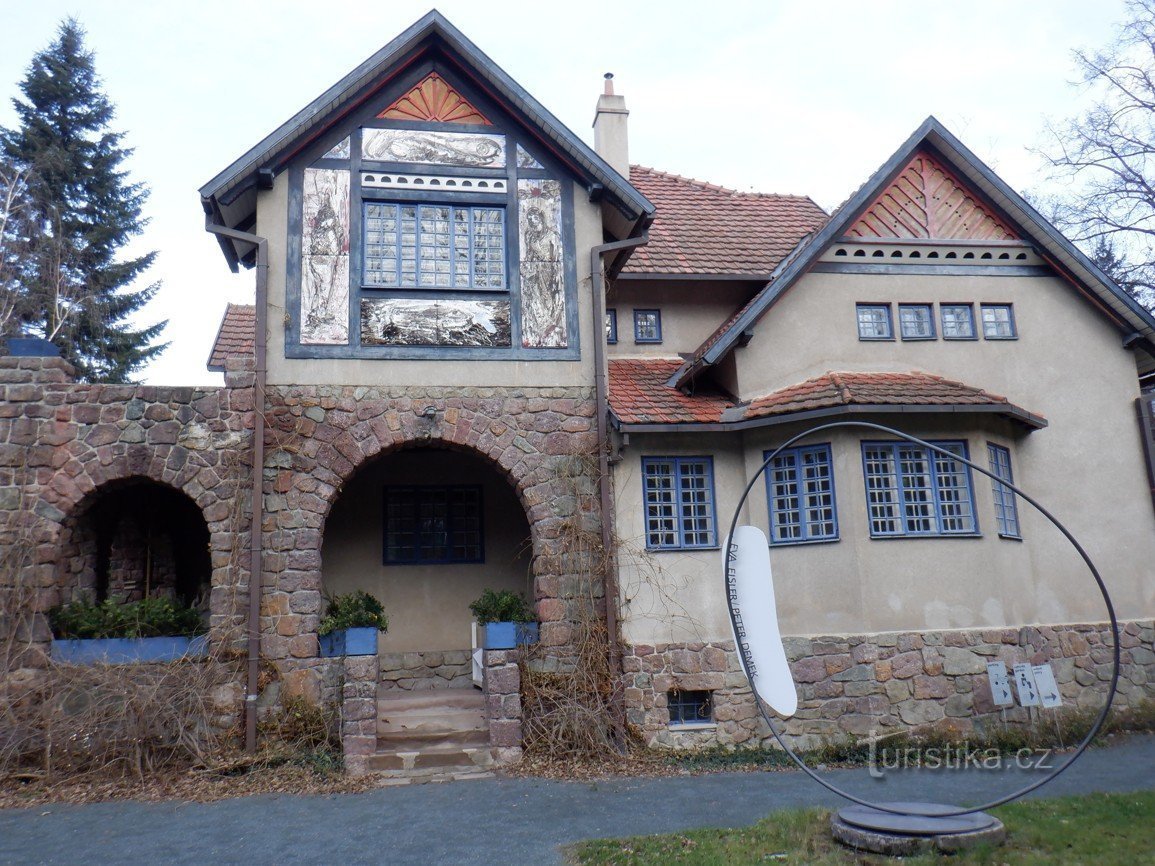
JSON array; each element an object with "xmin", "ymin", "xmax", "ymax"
[
  {"xmin": 516, "ymin": 144, "xmax": 543, "ymax": 169},
  {"xmin": 301, "ymin": 168, "xmax": 351, "ymax": 344},
  {"xmin": 362, "ymin": 129, "xmax": 506, "ymax": 168},
  {"xmin": 321, "ymin": 137, "xmax": 350, "ymax": 160},
  {"xmin": 518, "ymin": 179, "xmax": 566, "ymax": 348},
  {"xmin": 361, "ymin": 298, "xmax": 512, "ymax": 347}
]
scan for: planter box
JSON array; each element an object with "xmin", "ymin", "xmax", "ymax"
[
  {"xmin": 51, "ymin": 634, "xmax": 209, "ymax": 665},
  {"xmin": 319, "ymin": 626, "xmax": 379, "ymax": 657},
  {"xmin": 482, "ymin": 621, "xmax": 539, "ymax": 650},
  {"xmin": 6, "ymin": 336, "xmax": 60, "ymax": 357}
]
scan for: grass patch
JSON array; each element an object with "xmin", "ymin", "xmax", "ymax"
[{"xmin": 567, "ymin": 790, "xmax": 1155, "ymax": 865}]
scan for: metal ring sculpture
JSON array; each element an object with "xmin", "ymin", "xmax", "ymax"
[{"xmin": 724, "ymin": 421, "xmax": 1120, "ymax": 818}]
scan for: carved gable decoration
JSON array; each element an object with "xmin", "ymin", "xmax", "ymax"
[
  {"xmin": 378, "ymin": 73, "xmax": 492, "ymax": 125},
  {"xmin": 848, "ymin": 151, "xmax": 1018, "ymax": 241}
]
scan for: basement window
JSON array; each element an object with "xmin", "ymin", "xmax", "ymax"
[{"xmin": 668, "ymin": 690, "xmax": 714, "ymax": 726}]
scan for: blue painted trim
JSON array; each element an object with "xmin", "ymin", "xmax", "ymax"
[
  {"xmin": 382, "ymin": 484, "xmax": 485, "ymax": 565},
  {"xmin": 482, "ymin": 621, "xmax": 539, "ymax": 649},
  {"xmin": 634, "ymin": 309, "xmax": 663, "ymax": 344},
  {"xmin": 51, "ymin": 634, "xmax": 209, "ymax": 665},
  {"xmin": 641, "ymin": 456, "xmax": 718, "ymax": 550},
  {"xmin": 856, "ymin": 303, "xmax": 894, "ymax": 341},
  {"xmin": 941, "ymin": 303, "xmax": 978, "ymax": 340},
  {"xmin": 606, "ymin": 308, "xmax": 618, "ymax": 344},
  {"xmin": 763, "ymin": 444, "xmax": 839, "ymax": 545},
  {"xmin": 981, "ymin": 303, "xmax": 1018, "ymax": 339},
  {"xmin": 898, "ymin": 304, "xmax": 936, "ymax": 341},
  {"xmin": 318, "ymin": 626, "xmax": 379, "ymax": 657},
  {"xmin": 860, "ymin": 440, "xmax": 979, "ymax": 538},
  {"xmin": 987, "ymin": 441, "xmax": 1022, "ymax": 539}
]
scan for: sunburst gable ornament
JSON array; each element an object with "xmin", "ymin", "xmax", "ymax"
[{"xmin": 378, "ymin": 73, "xmax": 492, "ymax": 125}]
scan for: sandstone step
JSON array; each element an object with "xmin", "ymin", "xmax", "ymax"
[
  {"xmin": 366, "ymin": 745, "xmax": 496, "ymax": 775},
  {"xmin": 376, "ymin": 689, "xmax": 488, "ymax": 737},
  {"xmin": 376, "ymin": 689, "xmax": 485, "ymax": 712},
  {"xmin": 376, "ymin": 730, "xmax": 491, "ymax": 752}
]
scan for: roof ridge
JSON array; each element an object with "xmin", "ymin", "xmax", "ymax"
[{"xmin": 629, "ymin": 164, "xmax": 814, "ymax": 201}]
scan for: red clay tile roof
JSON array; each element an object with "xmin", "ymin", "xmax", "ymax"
[
  {"xmin": 609, "ymin": 365, "xmax": 1044, "ymax": 428},
  {"xmin": 623, "ymin": 166, "xmax": 828, "ymax": 276},
  {"xmin": 207, "ymin": 303, "xmax": 255, "ymax": 372},
  {"xmin": 608, "ymin": 359, "xmax": 735, "ymax": 424},
  {"xmin": 740, "ymin": 371, "xmax": 1033, "ymax": 421}
]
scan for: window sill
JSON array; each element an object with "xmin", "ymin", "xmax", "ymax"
[
  {"xmin": 997, "ymin": 533, "xmax": 1023, "ymax": 542},
  {"xmin": 867, "ymin": 533, "xmax": 983, "ymax": 541},
  {"xmin": 646, "ymin": 545, "xmax": 722, "ymax": 553},
  {"xmin": 857, "ymin": 336, "xmax": 895, "ymax": 342},
  {"xmin": 769, "ymin": 537, "xmax": 840, "ymax": 548},
  {"xmin": 900, "ymin": 336, "xmax": 936, "ymax": 341},
  {"xmin": 668, "ymin": 722, "xmax": 717, "ymax": 731}
]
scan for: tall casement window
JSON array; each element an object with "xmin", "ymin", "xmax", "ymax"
[
  {"xmin": 987, "ymin": 443, "xmax": 1021, "ymax": 538},
  {"xmin": 605, "ymin": 308, "xmax": 618, "ymax": 344},
  {"xmin": 383, "ymin": 486, "xmax": 483, "ymax": 564},
  {"xmin": 861, "ymin": 441, "xmax": 977, "ymax": 537},
  {"xmin": 941, "ymin": 304, "xmax": 976, "ymax": 339},
  {"xmin": 363, "ymin": 204, "xmax": 505, "ymax": 290},
  {"xmin": 898, "ymin": 304, "xmax": 935, "ymax": 340},
  {"xmin": 857, "ymin": 303, "xmax": 893, "ymax": 340},
  {"xmin": 764, "ymin": 445, "xmax": 838, "ymax": 544},
  {"xmin": 981, "ymin": 304, "xmax": 1017, "ymax": 339},
  {"xmin": 642, "ymin": 457, "xmax": 717, "ymax": 550}
]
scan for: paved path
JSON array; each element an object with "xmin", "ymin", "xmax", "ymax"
[{"xmin": 2, "ymin": 735, "xmax": 1152, "ymax": 866}]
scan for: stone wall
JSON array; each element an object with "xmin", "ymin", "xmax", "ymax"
[
  {"xmin": 340, "ymin": 653, "xmax": 378, "ymax": 776},
  {"xmin": 623, "ymin": 621, "xmax": 1155, "ymax": 750},
  {"xmin": 380, "ymin": 650, "xmax": 474, "ymax": 691},
  {"xmin": 483, "ymin": 648, "xmax": 523, "ymax": 764}
]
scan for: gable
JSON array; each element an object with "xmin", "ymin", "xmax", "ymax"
[
  {"xmin": 848, "ymin": 150, "xmax": 1017, "ymax": 241},
  {"xmin": 377, "ymin": 72, "xmax": 492, "ymax": 125}
]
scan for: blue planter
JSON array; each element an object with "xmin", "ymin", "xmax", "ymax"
[
  {"xmin": 319, "ymin": 626, "xmax": 379, "ymax": 657},
  {"xmin": 482, "ymin": 621, "xmax": 539, "ymax": 650},
  {"xmin": 6, "ymin": 337, "xmax": 60, "ymax": 357},
  {"xmin": 51, "ymin": 634, "xmax": 209, "ymax": 665}
]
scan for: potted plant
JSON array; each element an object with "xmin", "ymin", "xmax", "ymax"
[
  {"xmin": 318, "ymin": 590, "xmax": 388, "ymax": 657},
  {"xmin": 469, "ymin": 588, "xmax": 538, "ymax": 650},
  {"xmin": 48, "ymin": 596, "xmax": 209, "ymax": 664}
]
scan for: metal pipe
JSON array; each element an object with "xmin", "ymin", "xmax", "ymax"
[
  {"xmin": 203, "ymin": 218, "xmax": 268, "ymax": 754},
  {"xmin": 590, "ymin": 229, "xmax": 649, "ymax": 741}
]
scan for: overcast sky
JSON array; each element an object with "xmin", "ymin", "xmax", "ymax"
[{"xmin": 0, "ymin": 1, "xmax": 1128, "ymax": 385}]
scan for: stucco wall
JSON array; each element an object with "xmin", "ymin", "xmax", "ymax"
[
  {"xmin": 321, "ymin": 449, "xmax": 532, "ymax": 652},
  {"xmin": 607, "ymin": 280, "xmax": 758, "ymax": 358},
  {"xmin": 258, "ymin": 178, "xmax": 601, "ymax": 388}
]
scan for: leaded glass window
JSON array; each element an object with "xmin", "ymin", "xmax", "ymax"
[
  {"xmin": 383, "ymin": 486, "xmax": 482, "ymax": 563},
  {"xmin": 987, "ymin": 443, "xmax": 1021, "ymax": 538},
  {"xmin": 364, "ymin": 203, "xmax": 505, "ymax": 290},
  {"xmin": 765, "ymin": 445, "xmax": 838, "ymax": 544},
  {"xmin": 857, "ymin": 304, "xmax": 893, "ymax": 340},
  {"xmin": 861, "ymin": 441, "xmax": 976, "ymax": 537},
  {"xmin": 642, "ymin": 457, "xmax": 716, "ymax": 549}
]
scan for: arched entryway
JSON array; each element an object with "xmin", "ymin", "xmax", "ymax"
[
  {"xmin": 56, "ymin": 477, "xmax": 212, "ymax": 612},
  {"xmin": 321, "ymin": 444, "xmax": 533, "ymax": 685}
]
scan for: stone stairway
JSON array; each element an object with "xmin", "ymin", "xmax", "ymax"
[{"xmin": 367, "ymin": 688, "xmax": 495, "ymax": 781}]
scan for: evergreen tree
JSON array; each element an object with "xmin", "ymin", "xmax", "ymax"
[{"xmin": 1, "ymin": 19, "xmax": 166, "ymax": 381}]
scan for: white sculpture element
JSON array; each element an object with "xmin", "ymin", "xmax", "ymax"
[{"xmin": 725, "ymin": 525, "xmax": 798, "ymax": 717}]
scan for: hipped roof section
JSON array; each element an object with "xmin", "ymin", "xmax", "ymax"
[
  {"xmin": 199, "ymin": 9, "xmax": 654, "ymax": 271},
  {"xmin": 674, "ymin": 116, "xmax": 1155, "ymax": 388}
]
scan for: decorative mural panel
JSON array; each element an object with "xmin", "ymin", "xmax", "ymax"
[
  {"xmin": 301, "ymin": 168, "xmax": 351, "ymax": 344},
  {"xmin": 516, "ymin": 144, "xmax": 543, "ymax": 169},
  {"xmin": 517, "ymin": 179, "xmax": 567, "ymax": 348},
  {"xmin": 362, "ymin": 129, "xmax": 506, "ymax": 167},
  {"xmin": 361, "ymin": 298, "xmax": 512, "ymax": 347},
  {"xmin": 322, "ymin": 137, "xmax": 350, "ymax": 160},
  {"xmin": 378, "ymin": 73, "xmax": 492, "ymax": 125},
  {"xmin": 848, "ymin": 151, "xmax": 1019, "ymax": 241}
]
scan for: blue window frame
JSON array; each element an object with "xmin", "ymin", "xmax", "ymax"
[
  {"xmin": 363, "ymin": 203, "xmax": 506, "ymax": 290},
  {"xmin": 857, "ymin": 303, "xmax": 893, "ymax": 340},
  {"xmin": 899, "ymin": 304, "xmax": 935, "ymax": 340},
  {"xmin": 861, "ymin": 441, "xmax": 977, "ymax": 537},
  {"xmin": 987, "ymin": 443, "xmax": 1021, "ymax": 538},
  {"xmin": 383, "ymin": 485, "xmax": 483, "ymax": 564},
  {"xmin": 634, "ymin": 309, "xmax": 662, "ymax": 343},
  {"xmin": 668, "ymin": 690, "xmax": 713, "ymax": 725},
  {"xmin": 764, "ymin": 444, "xmax": 838, "ymax": 544},
  {"xmin": 981, "ymin": 303, "xmax": 1017, "ymax": 339},
  {"xmin": 941, "ymin": 304, "xmax": 976, "ymax": 339},
  {"xmin": 606, "ymin": 308, "xmax": 618, "ymax": 344},
  {"xmin": 642, "ymin": 457, "xmax": 717, "ymax": 549}
]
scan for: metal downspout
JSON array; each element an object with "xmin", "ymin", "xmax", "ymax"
[
  {"xmin": 590, "ymin": 230, "xmax": 649, "ymax": 739},
  {"xmin": 204, "ymin": 219, "xmax": 268, "ymax": 754}
]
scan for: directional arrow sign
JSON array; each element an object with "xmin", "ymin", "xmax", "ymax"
[
  {"xmin": 986, "ymin": 661, "xmax": 1014, "ymax": 707},
  {"xmin": 1032, "ymin": 663, "xmax": 1062, "ymax": 709},
  {"xmin": 1013, "ymin": 662, "xmax": 1040, "ymax": 707}
]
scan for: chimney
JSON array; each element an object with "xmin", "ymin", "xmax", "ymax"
[{"xmin": 593, "ymin": 73, "xmax": 629, "ymax": 179}]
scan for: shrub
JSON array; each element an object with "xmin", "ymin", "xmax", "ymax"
[
  {"xmin": 48, "ymin": 596, "xmax": 205, "ymax": 639},
  {"xmin": 469, "ymin": 588, "xmax": 533, "ymax": 624},
  {"xmin": 318, "ymin": 590, "xmax": 388, "ymax": 636}
]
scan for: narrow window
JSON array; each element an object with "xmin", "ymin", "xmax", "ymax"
[
  {"xmin": 857, "ymin": 304, "xmax": 893, "ymax": 340},
  {"xmin": 765, "ymin": 445, "xmax": 838, "ymax": 544},
  {"xmin": 634, "ymin": 309, "xmax": 662, "ymax": 343},
  {"xmin": 668, "ymin": 690, "xmax": 713, "ymax": 725},
  {"xmin": 987, "ymin": 443, "xmax": 1021, "ymax": 538},
  {"xmin": 940, "ymin": 304, "xmax": 976, "ymax": 339},
  {"xmin": 383, "ymin": 486, "xmax": 483, "ymax": 564},
  {"xmin": 981, "ymin": 304, "xmax": 1017, "ymax": 339},
  {"xmin": 605, "ymin": 308, "xmax": 618, "ymax": 344},
  {"xmin": 642, "ymin": 457, "xmax": 716, "ymax": 549},
  {"xmin": 861, "ymin": 441, "xmax": 977, "ymax": 537},
  {"xmin": 898, "ymin": 304, "xmax": 935, "ymax": 340}
]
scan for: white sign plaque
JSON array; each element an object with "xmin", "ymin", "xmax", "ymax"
[
  {"xmin": 1013, "ymin": 662, "xmax": 1040, "ymax": 707},
  {"xmin": 1032, "ymin": 663, "xmax": 1062, "ymax": 709},
  {"xmin": 986, "ymin": 661, "xmax": 1014, "ymax": 707},
  {"xmin": 725, "ymin": 525, "xmax": 797, "ymax": 717}
]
